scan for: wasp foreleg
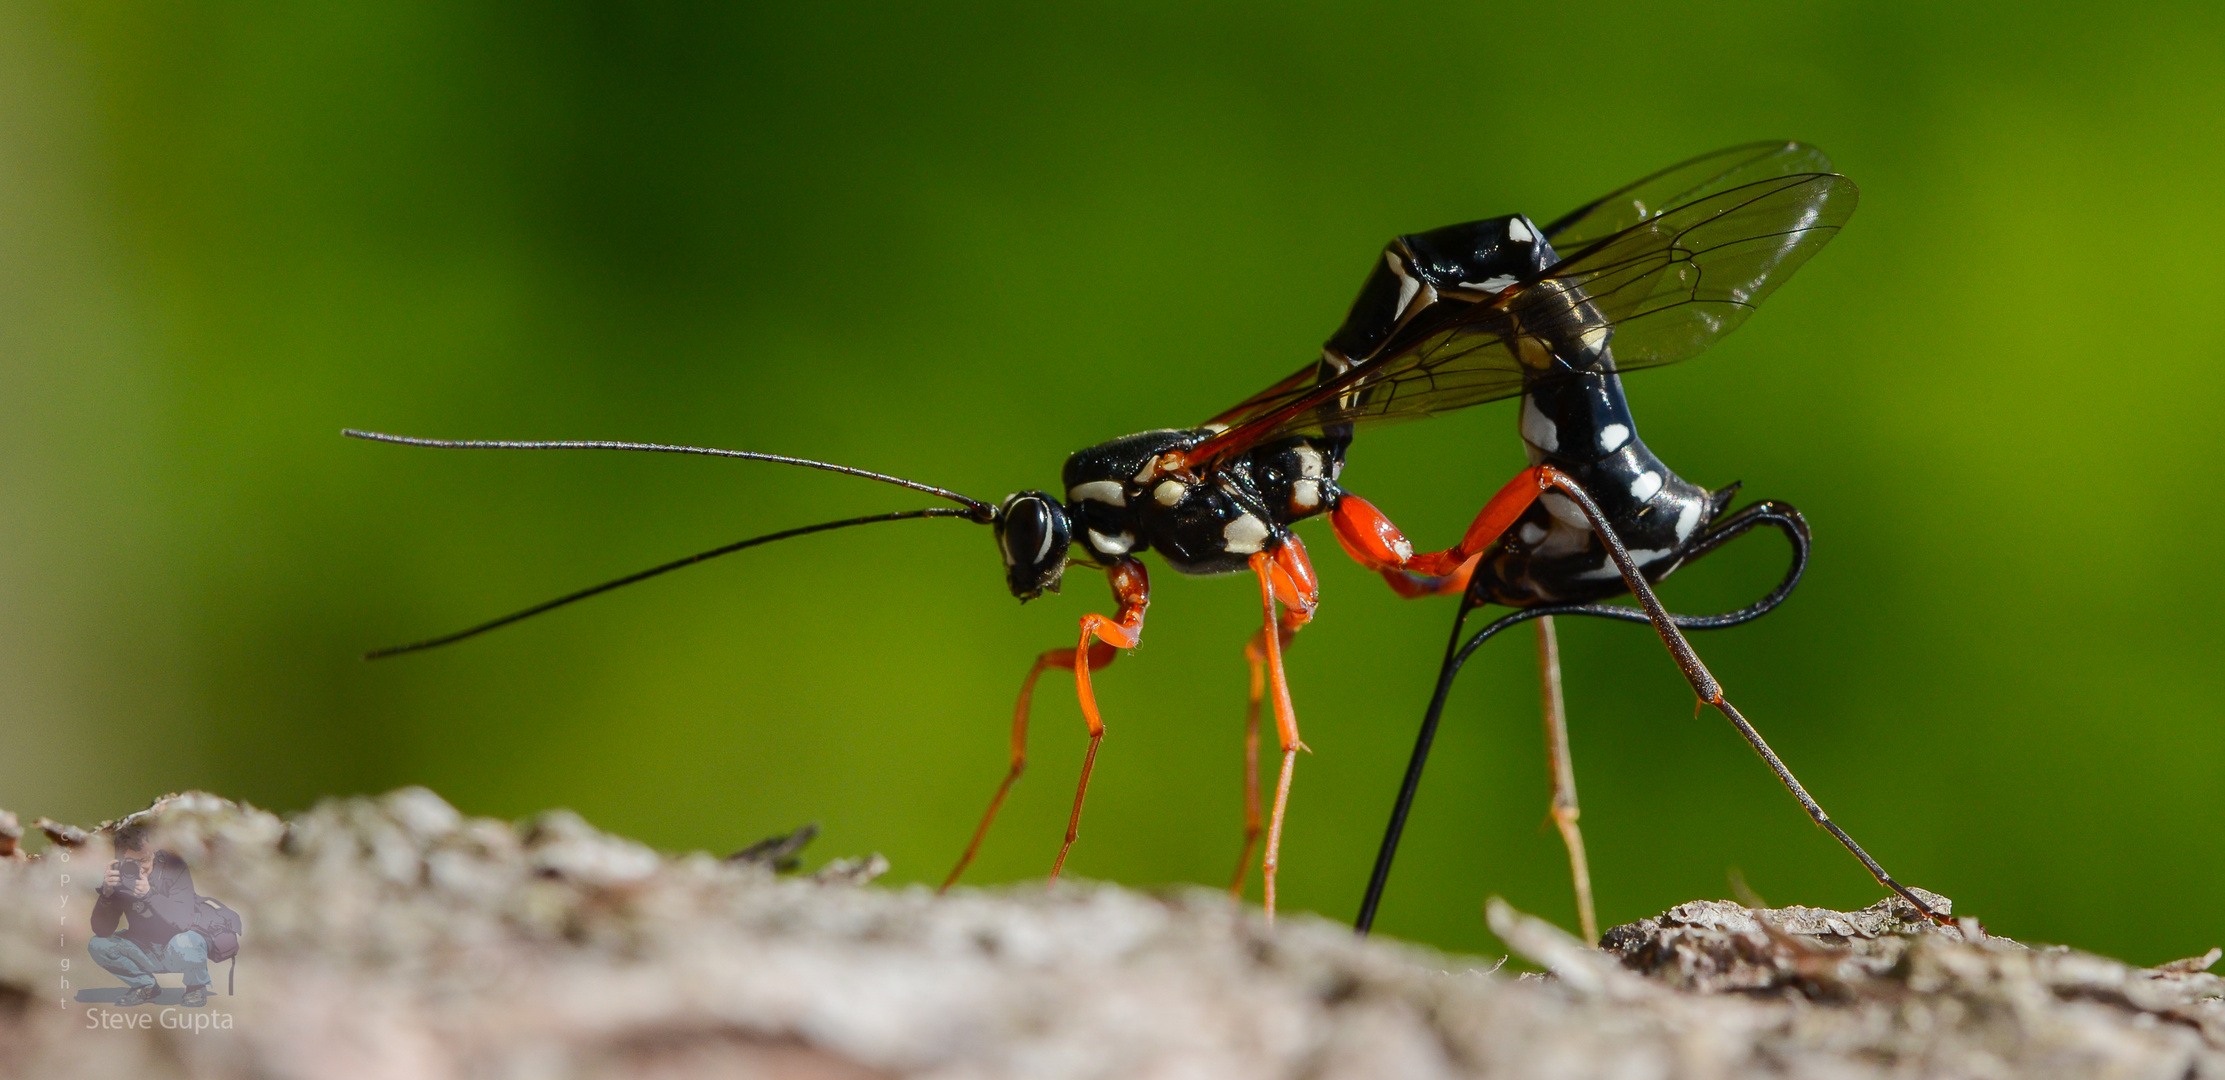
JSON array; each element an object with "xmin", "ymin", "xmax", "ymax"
[{"xmin": 1048, "ymin": 559, "xmax": 1151, "ymax": 885}]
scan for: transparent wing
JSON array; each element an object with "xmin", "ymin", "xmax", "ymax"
[
  {"xmin": 1197, "ymin": 145, "xmax": 1839, "ymax": 443},
  {"xmin": 1189, "ymin": 171, "xmax": 1855, "ymax": 461},
  {"xmin": 1541, "ymin": 141, "xmax": 1835, "ymax": 251},
  {"xmin": 1202, "ymin": 361, "xmax": 1319, "ymax": 430},
  {"xmin": 1543, "ymin": 170, "xmax": 1856, "ymax": 374}
]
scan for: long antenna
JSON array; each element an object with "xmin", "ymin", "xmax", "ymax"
[
  {"xmin": 367, "ymin": 507, "xmax": 975, "ymax": 659},
  {"xmin": 344, "ymin": 429, "xmax": 996, "ymax": 521}
]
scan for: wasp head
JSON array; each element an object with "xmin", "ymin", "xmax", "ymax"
[{"xmin": 994, "ymin": 491, "xmax": 1071, "ymax": 600}]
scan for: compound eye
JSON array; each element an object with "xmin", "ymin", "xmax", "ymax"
[{"xmin": 1004, "ymin": 497, "xmax": 1057, "ymax": 566}]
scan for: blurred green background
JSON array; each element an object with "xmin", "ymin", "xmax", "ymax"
[{"xmin": 4, "ymin": 2, "xmax": 2220, "ymax": 964}]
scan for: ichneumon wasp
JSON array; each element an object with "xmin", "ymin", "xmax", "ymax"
[{"xmin": 350, "ymin": 141, "xmax": 1938, "ymax": 928}]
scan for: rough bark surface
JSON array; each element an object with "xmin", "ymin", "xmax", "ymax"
[{"xmin": 1, "ymin": 790, "xmax": 2217, "ymax": 1079}]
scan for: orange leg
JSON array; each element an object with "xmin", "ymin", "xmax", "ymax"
[
  {"xmin": 1049, "ymin": 559, "xmax": 1151, "ymax": 884},
  {"xmin": 1330, "ymin": 466, "xmax": 1547, "ymax": 587},
  {"xmin": 1230, "ymin": 605, "xmax": 1307, "ymax": 897},
  {"xmin": 941, "ymin": 640, "xmax": 1109, "ymax": 891},
  {"xmin": 941, "ymin": 560, "xmax": 1147, "ymax": 892},
  {"xmin": 1248, "ymin": 537, "xmax": 1319, "ymax": 924},
  {"xmin": 1330, "ymin": 520, "xmax": 1479, "ymax": 598}
]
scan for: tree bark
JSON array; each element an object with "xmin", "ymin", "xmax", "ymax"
[{"xmin": 2, "ymin": 790, "xmax": 2217, "ymax": 1079}]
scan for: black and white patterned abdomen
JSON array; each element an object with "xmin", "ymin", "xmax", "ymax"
[{"xmin": 1473, "ymin": 370, "xmax": 1733, "ymax": 606}]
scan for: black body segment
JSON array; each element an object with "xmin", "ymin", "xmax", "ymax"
[{"xmin": 1479, "ymin": 372, "xmax": 1732, "ymax": 605}]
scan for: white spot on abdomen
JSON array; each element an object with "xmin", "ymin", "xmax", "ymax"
[
  {"xmin": 1291, "ymin": 480, "xmax": 1320, "ymax": 510},
  {"xmin": 1541, "ymin": 491, "xmax": 1587, "ymax": 529},
  {"xmin": 1069, "ymin": 480, "xmax": 1125, "ymax": 507},
  {"xmin": 1578, "ymin": 548, "xmax": 1670, "ymax": 580},
  {"xmin": 1674, "ymin": 498, "xmax": 1704, "ymax": 542},
  {"xmin": 1522, "ymin": 396, "xmax": 1560, "ymax": 453},
  {"xmin": 1629, "ymin": 471, "xmax": 1663, "ymax": 502},
  {"xmin": 1506, "ymin": 217, "xmax": 1534, "ymax": 244},
  {"xmin": 1598, "ymin": 424, "xmax": 1630, "ymax": 453},
  {"xmin": 1293, "ymin": 445, "xmax": 1324, "ymax": 478},
  {"xmin": 1153, "ymin": 479, "xmax": 1187, "ymax": 507},
  {"xmin": 1223, "ymin": 513, "xmax": 1271, "ymax": 555},
  {"xmin": 1088, "ymin": 528, "xmax": 1134, "ymax": 555},
  {"xmin": 1386, "ymin": 251, "xmax": 1420, "ymax": 319},
  {"xmin": 1533, "ymin": 515, "xmax": 1589, "ymax": 557}
]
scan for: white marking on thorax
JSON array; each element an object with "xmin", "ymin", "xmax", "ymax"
[
  {"xmin": 1674, "ymin": 498, "xmax": 1704, "ymax": 542},
  {"xmin": 1223, "ymin": 513, "xmax": 1270, "ymax": 555},
  {"xmin": 1291, "ymin": 480, "xmax": 1320, "ymax": 509},
  {"xmin": 1153, "ymin": 479, "xmax": 1187, "ymax": 507},
  {"xmin": 1460, "ymin": 274, "xmax": 1518, "ymax": 294},
  {"xmin": 1386, "ymin": 251, "xmax": 1421, "ymax": 320},
  {"xmin": 1320, "ymin": 347, "xmax": 1351, "ymax": 374},
  {"xmin": 1068, "ymin": 480, "xmax": 1125, "ymax": 507},
  {"xmin": 1293, "ymin": 445, "xmax": 1324, "ymax": 478},
  {"xmin": 1598, "ymin": 423, "xmax": 1630, "ymax": 453},
  {"xmin": 1200, "ymin": 423, "xmax": 1229, "ymax": 434},
  {"xmin": 1629, "ymin": 471, "xmax": 1663, "ymax": 502},
  {"xmin": 1506, "ymin": 217, "xmax": 1535, "ymax": 244},
  {"xmin": 1521, "ymin": 396, "xmax": 1560, "ymax": 453},
  {"xmin": 1518, "ymin": 521, "xmax": 1549, "ymax": 547},
  {"xmin": 1579, "ymin": 324, "xmax": 1610, "ymax": 352},
  {"xmin": 1134, "ymin": 455, "xmax": 1163, "ymax": 483},
  {"xmin": 1088, "ymin": 528, "xmax": 1134, "ymax": 555}
]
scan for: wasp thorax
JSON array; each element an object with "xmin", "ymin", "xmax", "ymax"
[{"xmin": 995, "ymin": 491, "xmax": 1071, "ymax": 600}]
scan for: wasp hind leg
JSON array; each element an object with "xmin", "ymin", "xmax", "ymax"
[{"xmin": 1537, "ymin": 468, "xmax": 1945, "ymax": 925}]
